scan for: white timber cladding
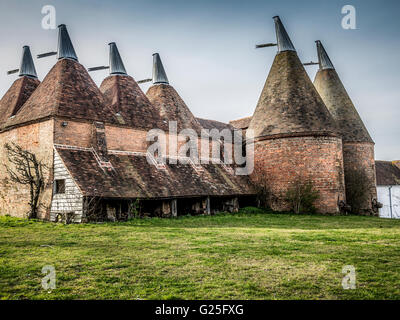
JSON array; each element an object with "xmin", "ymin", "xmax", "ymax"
[
  {"xmin": 50, "ymin": 149, "xmax": 84, "ymax": 222},
  {"xmin": 377, "ymin": 185, "xmax": 400, "ymax": 219}
]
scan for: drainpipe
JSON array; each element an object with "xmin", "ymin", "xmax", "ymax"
[{"xmin": 389, "ymin": 186, "xmax": 393, "ymax": 219}]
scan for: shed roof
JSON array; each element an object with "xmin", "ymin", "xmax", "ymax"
[
  {"xmin": 196, "ymin": 118, "xmax": 235, "ymax": 132},
  {"xmin": 375, "ymin": 161, "xmax": 400, "ymax": 186},
  {"xmin": 229, "ymin": 116, "xmax": 252, "ymax": 130},
  {"xmin": 56, "ymin": 146, "xmax": 255, "ymax": 199}
]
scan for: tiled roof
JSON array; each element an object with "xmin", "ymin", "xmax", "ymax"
[
  {"xmin": 229, "ymin": 116, "xmax": 252, "ymax": 130},
  {"xmin": 0, "ymin": 76, "xmax": 40, "ymax": 126},
  {"xmin": 248, "ymin": 51, "xmax": 338, "ymax": 139},
  {"xmin": 314, "ymin": 68, "xmax": 373, "ymax": 143},
  {"xmin": 100, "ymin": 75, "xmax": 168, "ymax": 130},
  {"xmin": 3, "ymin": 58, "xmax": 117, "ymax": 129},
  {"xmin": 375, "ymin": 161, "xmax": 400, "ymax": 186},
  {"xmin": 56, "ymin": 146, "xmax": 255, "ymax": 199},
  {"xmin": 146, "ymin": 84, "xmax": 204, "ymax": 134},
  {"xmin": 196, "ymin": 117, "xmax": 235, "ymax": 132}
]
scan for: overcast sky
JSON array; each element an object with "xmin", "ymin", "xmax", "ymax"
[{"xmin": 0, "ymin": 0, "xmax": 399, "ymax": 160}]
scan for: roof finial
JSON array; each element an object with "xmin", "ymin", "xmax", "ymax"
[
  {"xmin": 152, "ymin": 53, "xmax": 169, "ymax": 85},
  {"xmin": 315, "ymin": 40, "xmax": 335, "ymax": 70},
  {"xmin": 108, "ymin": 42, "xmax": 127, "ymax": 75},
  {"xmin": 57, "ymin": 24, "xmax": 78, "ymax": 61},
  {"xmin": 19, "ymin": 46, "xmax": 38, "ymax": 78},
  {"xmin": 273, "ymin": 16, "xmax": 296, "ymax": 53}
]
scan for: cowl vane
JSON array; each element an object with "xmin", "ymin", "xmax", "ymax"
[
  {"xmin": 315, "ymin": 40, "xmax": 335, "ymax": 70},
  {"xmin": 152, "ymin": 53, "xmax": 169, "ymax": 85},
  {"xmin": 109, "ymin": 42, "xmax": 127, "ymax": 75},
  {"xmin": 19, "ymin": 46, "xmax": 38, "ymax": 78},
  {"xmin": 57, "ymin": 24, "xmax": 78, "ymax": 61},
  {"xmin": 273, "ymin": 16, "xmax": 296, "ymax": 53}
]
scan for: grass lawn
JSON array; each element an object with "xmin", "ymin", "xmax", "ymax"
[{"xmin": 0, "ymin": 208, "xmax": 400, "ymax": 300}]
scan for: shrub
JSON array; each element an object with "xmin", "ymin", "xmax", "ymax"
[
  {"xmin": 285, "ymin": 179, "xmax": 320, "ymax": 214},
  {"xmin": 239, "ymin": 206, "xmax": 267, "ymax": 214}
]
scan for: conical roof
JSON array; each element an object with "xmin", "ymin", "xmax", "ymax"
[
  {"xmin": 248, "ymin": 19, "xmax": 337, "ymax": 139},
  {"xmin": 0, "ymin": 77, "xmax": 40, "ymax": 126},
  {"xmin": 100, "ymin": 74, "xmax": 168, "ymax": 130},
  {"xmin": 4, "ymin": 58, "xmax": 116, "ymax": 129},
  {"xmin": 0, "ymin": 46, "xmax": 40, "ymax": 126},
  {"xmin": 100, "ymin": 43, "xmax": 167, "ymax": 130},
  {"xmin": 313, "ymin": 41, "xmax": 373, "ymax": 143},
  {"xmin": 146, "ymin": 54, "xmax": 203, "ymax": 134}
]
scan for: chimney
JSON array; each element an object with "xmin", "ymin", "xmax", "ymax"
[
  {"xmin": 273, "ymin": 16, "xmax": 295, "ymax": 53},
  {"xmin": 108, "ymin": 42, "xmax": 127, "ymax": 75},
  {"xmin": 152, "ymin": 53, "xmax": 169, "ymax": 85},
  {"xmin": 19, "ymin": 46, "xmax": 38, "ymax": 78},
  {"xmin": 315, "ymin": 40, "xmax": 334, "ymax": 70},
  {"xmin": 57, "ymin": 24, "xmax": 78, "ymax": 61}
]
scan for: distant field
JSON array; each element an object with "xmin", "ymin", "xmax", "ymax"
[{"xmin": 1, "ymin": 208, "xmax": 400, "ymax": 299}]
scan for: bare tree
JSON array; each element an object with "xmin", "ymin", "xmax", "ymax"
[{"xmin": 4, "ymin": 143, "xmax": 47, "ymax": 219}]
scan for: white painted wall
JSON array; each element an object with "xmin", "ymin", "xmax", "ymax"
[
  {"xmin": 50, "ymin": 149, "xmax": 84, "ymax": 223},
  {"xmin": 377, "ymin": 185, "xmax": 400, "ymax": 219}
]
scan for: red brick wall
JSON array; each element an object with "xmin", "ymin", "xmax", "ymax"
[
  {"xmin": 54, "ymin": 119, "xmax": 92, "ymax": 148},
  {"xmin": 0, "ymin": 120, "xmax": 54, "ymax": 219},
  {"xmin": 251, "ymin": 135, "xmax": 345, "ymax": 214},
  {"xmin": 106, "ymin": 125, "xmax": 149, "ymax": 152},
  {"xmin": 342, "ymin": 142, "xmax": 377, "ymax": 214},
  {"xmin": 54, "ymin": 119, "xmax": 227, "ymax": 160},
  {"xmin": 54, "ymin": 120, "xmax": 150, "ymax": 152}
]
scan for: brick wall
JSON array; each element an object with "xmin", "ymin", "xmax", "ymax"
[
  {"xmin": 342, "ymin": 142, "xmax": 377, "ymax": 214},
  {"xmin": 106, "ymin": 125, "xmax": 149, "ymax": 152},
  {"xmin": 54, "ymin": 119, "xmax": 230, "ymax": 162},
  {"xmin": 0, "ymin": 120, "xmax": 54, "ymax": 219},
  {"xmin": 251, "ymin": 135, "xmax": 345, "ymax": 214},
  {"xmin": 54, "ymin": 119, "xmax": 92, "ymax": 148}
]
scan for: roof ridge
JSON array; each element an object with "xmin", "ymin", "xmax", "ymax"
[{"xmin": 229, "ymin": 116, "xmax": 252, "ymax": 122}]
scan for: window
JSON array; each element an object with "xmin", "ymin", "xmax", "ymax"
[{"xmin": 54, "ymin": 179, "xmax": 66, "ymax": 194}]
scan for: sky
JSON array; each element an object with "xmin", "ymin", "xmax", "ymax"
[{"xmin": 0, "ymin": 0, "xmax": 399, "ymax": 160}]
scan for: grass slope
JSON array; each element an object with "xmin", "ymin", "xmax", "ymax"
[{"xmin": 1, "ymin": 209, "xmax": 400, "ymax": 300}]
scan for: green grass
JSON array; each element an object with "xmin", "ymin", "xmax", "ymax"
[{"xmin": 1, "ymin": 208, "xmax": 400, "ymax": 300}]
